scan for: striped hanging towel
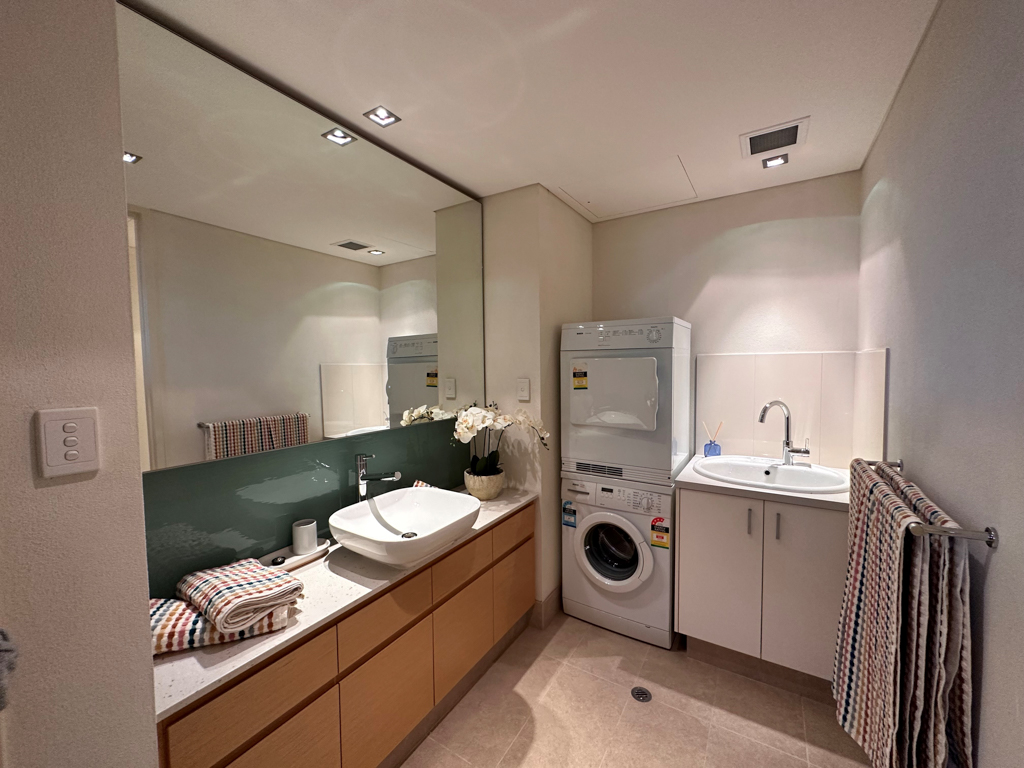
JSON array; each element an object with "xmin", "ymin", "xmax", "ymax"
[
  {"xmin": 198, "ymin": 412, "xmax": 309, "ymax": 461},
  {"xmin": 834, "ymin": 459, "xmax": 925, "ymax": 767},
  {"xmin": 876, "ymin": 463, "xmax": 973, "ymax": 768},
  {"xmin": 176, "ymin": 558, "xmax": 304, "ymax": 634},
  {"xmin": 150, "ymin": 598, "xmax": 291, "ymax": 655}
]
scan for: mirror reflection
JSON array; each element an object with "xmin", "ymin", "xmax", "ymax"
[{"xmin": 116, "ymin": 7, "xmax": 484, "ymax": 470}]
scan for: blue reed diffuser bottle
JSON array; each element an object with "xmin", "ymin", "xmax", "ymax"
[{"xmin": 702, "ymin": 421, "xmax": 723, "ymax": 457}]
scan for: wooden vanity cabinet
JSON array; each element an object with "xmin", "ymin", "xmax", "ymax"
[{"xmin": 159, "ymin": 501, "xmax": 538, "ymax": 768}]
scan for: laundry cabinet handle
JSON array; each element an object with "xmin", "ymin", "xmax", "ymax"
[
  {"xmin": 775, "ymin": 512, "xmax": 781, "ymax": 540},
  {"xmin": 747, "ymin": 508, "xmax": 752, "ymax": 535}
]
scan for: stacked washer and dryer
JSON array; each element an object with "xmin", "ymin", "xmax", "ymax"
[{"xmin": 560, "ymin": 317, "xmax": 691, "ymax": 648}]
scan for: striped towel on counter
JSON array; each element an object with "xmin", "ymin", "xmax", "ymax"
[
  {"xmin": 176, "ymin": 558, "xmax": 304, "ymax": 634},
  {"xmin": 834, "ymin": 459, "xmax": 925, "ymax": 767},
  {"xmin": 876, "ymin": 463, "xmax": 973, "ymax": 768},
  {"xmin": 150, "ymin": 598, "xmax": 291, "ymax": 655},
  {"xmin": 199, "ymin": 412, "xmax": 309, "ymax": 461}
]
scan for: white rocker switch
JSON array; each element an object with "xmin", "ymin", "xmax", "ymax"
[
  {"xmin": 36, "ymin": 407, "xmax": 100, "ymax": 478},
  {"xmin": 444, "ymin": 378, "xmax": 457, "ymax": 400},
  {"xmin": 517, "ymin": 378, "xmax": 531, "ymax": 402}
]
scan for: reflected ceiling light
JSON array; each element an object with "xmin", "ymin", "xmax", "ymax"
[
  {"xmin": 322, "ymin": 127, "xmax": 357, "ymax": 146},
  {"xmin": 123, "ymin": 152, "xmax": 142, "ymax": 164},
  {"xmin": 762, "ymin": 153, "xmax": 788, "ymax": 169},
  {"xmin": 367, "ymin": 249, "xmax": 385, "ymax": 256},
  {"xmin": 364, "ymin": 106, "xmax": 401, "ymax": 127}
]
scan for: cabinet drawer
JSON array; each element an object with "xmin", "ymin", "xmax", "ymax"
[
  {"xmin": 433, "ymin": 568, "xmax": 494, "ymax": 702},
  {"xmin": 432, "ymin": 531, "xmax": 493, "ymax": 603},
  {"xmin": 166, "ymin": 629, "xmax": 338, "ymax": 768},
  {"xmin": 493, "ymin": 539, "xmax": 535, "ymax": 640},
  {"xmin": 340, "ymin": 616, "xmax": 434, "ymax": 768},
  {"xmin": 226, "ymin": 686, "xmax": 341, "ymax": 768},
  {"xmin": 492, "ymin": 503, "xmax": 535, "ymax": 559},
  {"xmin": 337, "ymin": 569, "xmax": 431, "ymax": 673}
]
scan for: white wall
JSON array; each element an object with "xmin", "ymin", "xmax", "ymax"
[
  {"xmin": 484, "ymin": 185, "xmax": 592, "ymax": 603},
  {"xmin": 593, "ymin": 172, "xmax": 862, "ymax": 355},
  {"xmin": 858, "ymin": 0, "xmax": 1024, "ymax": 763},
  {"xmin": 0, "ymin": 1, "xmax": 158, "ymax": 765},
  {"xmin": 380, "ymin": 256, "xmax": 437, "ymax": 349}
]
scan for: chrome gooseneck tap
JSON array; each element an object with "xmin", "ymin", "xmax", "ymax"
[
  {"xmin": 355, "ymin": 453, "xmax": 401, "ymax": 501},
  {"xmin": 757, "ymin": 400, "xmax": 811, "ymax": 466}
]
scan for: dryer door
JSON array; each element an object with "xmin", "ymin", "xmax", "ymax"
[{"xmin": 574, "ymin": 511, "xmax": 654, "ymax": 593}]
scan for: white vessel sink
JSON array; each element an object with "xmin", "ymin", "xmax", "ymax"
[
  {"xmin": 694, "ymin": 455, "xmax": 848, "ymax": 494},
  {"xmin": 329, "ymin": 487, "xmax": 481, "ymax": 568}
]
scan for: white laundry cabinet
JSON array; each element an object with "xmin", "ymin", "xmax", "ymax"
[{"xmin": 675, "ymin": 489, "xmax": 849, "ymax": 679}]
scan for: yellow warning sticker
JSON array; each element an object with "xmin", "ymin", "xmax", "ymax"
[
  {"xmin": 426, "ymin": 368, "xmax": 438, "ymax": 388},
  {"xmin": 650, "ymin": 517, "xmax": 670, "ymax": 549},
  {"xmin": 572, "ymin": 366, "xmax": 588, "ymax": 390}
]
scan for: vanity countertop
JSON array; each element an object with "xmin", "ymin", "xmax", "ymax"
[
  {"xmin": 153, "ymin": 487, "xmax": 538, "ymax": 722},
  {"xmin": 675, "ymin": 455, "xmax": 850, "ymax": 512}
]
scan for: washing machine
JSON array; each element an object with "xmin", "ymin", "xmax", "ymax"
[{"xmin": 561, "ymin": 476, "xmax": 674, "ymax": 648}]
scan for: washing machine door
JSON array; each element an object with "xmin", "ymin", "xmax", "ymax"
[{"xmin": 573, "ymin": 511, "xmax": 654, "ymax": 593}]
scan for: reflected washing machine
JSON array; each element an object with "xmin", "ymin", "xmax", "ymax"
[
  {"xmin": 561, "ymin": 477, "xmax": 675, "ymax": 648},
  {"xmin": 385, "ymin": 333, "xmax": 438, "ymax": 425}
]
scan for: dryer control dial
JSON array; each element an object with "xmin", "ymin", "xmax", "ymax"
[{"xmin": 646, "ymin": 327, "xmax": 663, "ymax": 344}]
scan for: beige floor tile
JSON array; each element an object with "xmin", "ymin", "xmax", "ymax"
[
  {"xmin": 635, "ymin": 647, "xmax": 718, "ymax": 722},
  {"xmin": 564, "ymin": 623, "xmax": 651, "ymax": 687},
  {"xmin": 431, "ymin": 656, "xmax": 562, "ymax": 768},
  {"xmin": 497, "ymin": 665, "xmax": 630, "ymax": 768},
  {"xmin": 499, "ymin": 614, "xmax": 592, "ymax": 667},
  {"xmin": 711, "ymin": 669, "xmax": 808, "ymax": 760},
  {"xmin": 705, "ymin": 726, "xmax": 808, "ymax": 768},
  {"xmin": 599, "ymin": 698, "xmax": 710, "ymax": 768},
  {"xmin": 404, "ymin": 737, "xmax": 473, "ymax": 768},
  {"xmin": 802, "ymin": 698, "xmax": 870, "ymax": 768}
]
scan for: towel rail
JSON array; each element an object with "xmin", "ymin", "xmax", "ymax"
[{"xmin": 867, "ymin": 458, "xmax": 999, "ymax": 549}]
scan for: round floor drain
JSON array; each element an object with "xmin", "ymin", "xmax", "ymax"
[
  {"xmin": 401, "ymin": 532, "xmax": 418, "ymax": 539},
  {"xmin": 631, "ymin": 686, "xmax": 652, "ymax": 703}
]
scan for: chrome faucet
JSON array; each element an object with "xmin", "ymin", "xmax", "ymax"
[
  {"xmin": 355, "ymin": 453, "xmax": 401, "ymax": 501},
  {"xmin": 757, "ymin": 400, "xmax": 811, "ymax": 466}
]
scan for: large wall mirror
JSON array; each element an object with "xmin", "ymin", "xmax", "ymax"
[{"xmin": 116, "ymin": 6, "xmax": 484, "ymax": 470}]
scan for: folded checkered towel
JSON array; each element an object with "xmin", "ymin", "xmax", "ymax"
[
  {"xmin": 176, "ymin": 558, "xmax": 304, "ymax": 634},
  {"xmin": 150, "ymin": 598, "xmax": 291, "ymax": 655}
]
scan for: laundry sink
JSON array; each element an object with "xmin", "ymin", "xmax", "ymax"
[
  {"xmin": 693, "ymin": 455, "xmax": 848, "ymax": 494},
  {"xmin": 329, "ymin": 487, "xmax": 481, "ymax": 568}
]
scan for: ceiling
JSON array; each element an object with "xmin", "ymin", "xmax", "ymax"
[
  {"xmin": 124, "ymin": 0, "xmax": 938, "ymax": 223},
  {"xmin": 117, "ymin": 6, "xmax": 469, "ymax": 266}
]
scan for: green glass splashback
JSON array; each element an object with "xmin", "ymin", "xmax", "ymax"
[{"xmin": 143, "ymin": 419, "xmax": 468, "ymax": 597}]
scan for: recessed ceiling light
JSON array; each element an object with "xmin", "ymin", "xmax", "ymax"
[
  {"xmin": 123, "ymin": 152, "xmax": 142, "ymax": 164},
  {"xmin": 367, "ymin": 249, "xmax": 385, "ymax": 256},
  {"xmin": 363, "ymin": 106, "xmax": 401, "ymax": 128},
  {"xmin": 762, "ymin": 153, "xmax": 788, "ymax": 169},
  {"xmin": 322, "ymin": 128, "xmax": 357, "ymax": 146}
]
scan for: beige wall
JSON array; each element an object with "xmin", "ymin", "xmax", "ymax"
[
  {"xmin": 484, "ymin": 185, "xmax": 592, "ymax": 602},
  {"xmin": 136, "ymin": 208, "xmax": 388, "ymax": 467},
  {"xmin": 380, "ymin": 256, "xmax": 437, "ymax": 352},
  {"xmin": 436, "ymin": 200, "xmax": 486, "ymax": 408},
  {"xmin": 593, "ymin": 172, "xmax": 862, "ymax": 355},
  {"xmin": 0, "ymin": 1, "xmax": 158, "ymax": 765},
  {"xmin": 859, "ymin": 0, "xmax": 1024, "ymax": 762}
]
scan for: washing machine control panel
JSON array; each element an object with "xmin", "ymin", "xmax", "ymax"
[{"xmin": 594, "ymin": 484, "xmax": 665, "ymax": 514}]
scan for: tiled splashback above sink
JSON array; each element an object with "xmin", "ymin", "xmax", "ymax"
[
  {"xmin": 143, "ymin": 419, "xmax": 468, "ymax": 597},
  {"xmin": 695, "ymin": 350, "xmax": 888, "ymax": 468}
]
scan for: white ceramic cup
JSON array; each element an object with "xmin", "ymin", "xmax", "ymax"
[{"xmin": 292, "ymin": 519, "xmax": 318, "ymax": 555}]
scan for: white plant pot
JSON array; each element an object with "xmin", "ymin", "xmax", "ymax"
[{"xmin": 464, "ymin": 469, "xmax": 505, "ymax": 501}]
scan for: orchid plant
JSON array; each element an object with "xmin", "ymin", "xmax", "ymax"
[{"xmin": 399, "ymin": 402, "xmax": 550, "ymax": 477}]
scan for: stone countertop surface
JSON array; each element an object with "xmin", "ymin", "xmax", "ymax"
[
  {"xmin": 153, "ymin": 487, "xmax": 538, "ymax": 722},
  {"xmin": 675, "ymin": 455, "xmax": 851, "ymax": 512}
]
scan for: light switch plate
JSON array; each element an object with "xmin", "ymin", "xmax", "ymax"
[
  {"xmin": 444, "ymin": 378, "xmax": 457, "ymax": 400},
  {"xmin": 517, "ymin": 378, "xmax": 531, "ymax": 402},
  {"xmin": 36, "ymin": 407, "xmax": 100, "ymax": 477}
]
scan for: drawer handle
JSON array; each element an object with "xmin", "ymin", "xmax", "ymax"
[
  {"xmin": 775, "ymin": 512, "xmax": 781, "ymax": 540},
  {"xmin": 747, "ymin": 508, "xmax": 752, "ymax": 535}
]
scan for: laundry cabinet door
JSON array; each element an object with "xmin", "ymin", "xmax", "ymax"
[
  {"xmin": 761, "ymin": 502, "xmax": 849, "ymax": 679},
  {"xmin": 675, "ymin": 490, "xmax": 763, "ymax": 657}
]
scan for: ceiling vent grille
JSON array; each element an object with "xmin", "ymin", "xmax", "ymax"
[
  {"xmin": 748, "ymin": 125, "xmax": 799, "ymax": 156},
  {"xmin": 740, "ymin": 117, "xmax": 809, "ymax": 158},
  {"xmin": 333, "ymin": 240, "xmax": 369, "ymax": 251}
]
